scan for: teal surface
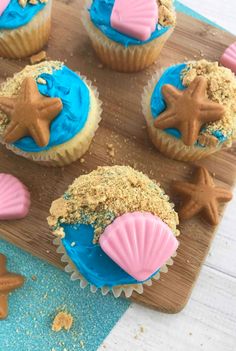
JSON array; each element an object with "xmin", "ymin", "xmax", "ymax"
[{"xmin": 0, "ymin": 239, "xmax": 130, "ymax": 351}]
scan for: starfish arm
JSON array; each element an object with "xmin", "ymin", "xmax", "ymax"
[
  {"xmin": 38, "ymin": 98, "xmax": 63, "ymax": 121},
  {"xmin": 0, "ymin": 254, "xmax": 6, "ymax": 276},
  {"xmin": 172, "ymin": 181, "xmax": 198, "ymax": 195},
  {"xmin": 154, "ymin": 110, "xmax": 177, "ymax": 129},
  {"xmin": 179, "ymin": 120, "xmax": 201, "ymax": 146},
  {"xmin": 162, "ymin": 84, "xmax": 182, "ymax": 105},
  {"xmin": 4, "ymin": 121, "xmax": 28, "ymax": 144},
  {"xmin": 196, "ymin": 167, "xmax": 215, "ymax": 187},
  {"xmin": 20, "ymin": 77, "xmax": 41, "ymax": 102},
  {"xmin": 203, "ymin": 200, "xmax": 219, "ymax": 225},
  {"xmin": 215, "ymin": 187, "xmax": 233, "ymax": 202},
  {"xmin": 178, "ymin": 199, "xmax": 202, "ymax": 220},
  {"xmin": 200, "ymin": 101, "xmax": 225, "ymax": 122},
  {"xmin": 0, "ymin": 97, "xmax": 16, "ymax": 117},
  {"xmin": 0, "ymin": 294, "xmax": 8, "ymax": 320},
  {"xmin": 29, "ymin": 120, "xmax": 50, "ymax": 147},
  {"xmin": 189, "ymin": 76, "xmax": 207, "ymax": 98}
]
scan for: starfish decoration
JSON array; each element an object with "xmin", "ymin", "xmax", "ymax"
[
  {"xmin": 0, "ymin": 77, "xmax": 63, "ymax": 147},
  {"xmin": 0, "ymin": 254, "xmax": 24, "ymax": 320},
  {"xmin": 154, "ymin": 77, "xmax": 225, "ymax": 146},
  {"xmin": 172, "ymin": 167, "xmax": 232, "ymax": 225}
]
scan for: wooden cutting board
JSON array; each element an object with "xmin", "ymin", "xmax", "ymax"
[{"xmin": 0, "ymin": 0, "xmax": 235, "ymax": 313}]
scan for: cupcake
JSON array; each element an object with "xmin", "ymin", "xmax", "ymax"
[
  {"xmin": 0, "ymin": 61, "xmax": 102, "ymax": 166},
  {"xmin": 142, "ymin": 60, "xmax": 236, "ymax": 161},
  {"xmin": 82, "ymin": 0, "xmax": 176, "ymax": 73},
  {"xmin": 0, "ymin": 0, "xmax": 52, "ymax": 58},
  {"xmin": 48, "ymin": 166, "xmax": 179, "ymax": 298}
]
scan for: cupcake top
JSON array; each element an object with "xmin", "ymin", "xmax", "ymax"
[
  {"xmin": 151, "ymin": 60, "xmax": 236, "ymax": 147},
  {"xmin": 48, "ymin": 166, "xmax": 179, "ymax": 288},
  {"xmin": 0, "ymin": 61, "xmax": 91, "ymax": 153},
  {"xmin": 0, "ymin": 0, "xmax": 48, "ymax": 30},
  {"xmin": 89, "ymin": 0, "xmax": 176, "ymax": 47}
]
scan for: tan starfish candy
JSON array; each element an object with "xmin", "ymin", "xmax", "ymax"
[
  {"xmin": 172, "ymin": 167, "xmax": 232, "ymax": 225},
  {"xmin": 0, "ymin": 254, "xmax": 24, "ymax": 320},
  {"xmin": 0, "ymin": 77, "xmax": 62, "ymax": 147},
  {"xmin": 154, "ymin": 76, "xmax": 225, "ymax": 146}
]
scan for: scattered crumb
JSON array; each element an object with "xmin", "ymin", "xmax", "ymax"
[
  {"xmin": 46, "ymin": 250, "xmax": 50, "ymax": 254},
  {"xmin": 29, "ymin": 0, "xmax": 38, "ymax": 4},
  {"xmin": 80, "ymin": 340, "xmax": 85, "ymax": 348},
  {"xmin": 80, "ymin": 158, "xmax": 85, "ymax": 164},
  {"xmin": 37, "ymin": 77, "xmax": 47, "ymax": 85},
  {"xmin": 52, "ymin": 311, "xmax": 73, "ymax": 332},
  {"xmin": 18, "ymin": 0, "xmax": 27, "ymax": 7},
  {"xmin": 31, "ymin": 275, "xmax": 37, "ymax": 281},
  {"xmin": 30, "ymin": 51, "xmax": 47, "ymax": 65},
  {"xmin": 107, "ymin": 143, "xmax": 115, "ymax": 157},
  {"xmin": 97, "ymin": 64, "xmax": 104, "ymax": 69}
]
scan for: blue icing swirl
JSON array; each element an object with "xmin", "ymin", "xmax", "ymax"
[
  {"xmin": 61, "ymin": 223, "xmax": 159, "ymax": 288},
  {"xmin": 150, "ymin": 63, "xmax": 227, "ymax": 144},
  {"xmin": 0, "ymin": 0, "xmax": 46, "ymax": 30},
  {"xmin": 89, "ymin": 0, "xmax": 170, "ymax": 47},
  {"xmin": 14, "ymin": 65, "xmax": 90, "ymax": 153}
]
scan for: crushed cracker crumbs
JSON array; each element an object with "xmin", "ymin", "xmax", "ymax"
[
  {"xmin": 48, "ymin": 166, "xmax": 179, "ymax": 243},
  {"xmin": 158, "ymin": 0, "xmax": 176, "ymax": 27},
  {"xmin": 52, "ymin": 311, "xmax": 73, "ymax": 332},
  {"xmin": 30, "ymin": 50, "xmax": 47, "ymax": 65},
  {"xmin": 181, "ymin": 60, "xmax": 236, "ymax": 146}
]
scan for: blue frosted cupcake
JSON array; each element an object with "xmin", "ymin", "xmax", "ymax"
[
  {"xmin": 0, "ymin": 0, "xmax": 52, "ymax": 58},
  {"xmin": 48, "ymin": 166, "xmax": 179, "ymax": 297},
  {"xmin": 142, "ymin": 60, "xmax": 236, "ymax": 161},
  {"xmin": 82, "ymin": 0, "xmax": 176, "ymax": 72},
  {"xmin": 0, "ymin": 61, "xmax": 102, "ymax": 166}
]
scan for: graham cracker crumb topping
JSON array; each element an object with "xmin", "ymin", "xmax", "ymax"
[
  {"xmin": 182, "ymin": 60, "xmax": 236, "ymax": 146},
  {"xmin": 48, "ymin": 166, "xmax": 179, "ymax": 243},
  {"xmin": 0, "ymin": 61, "xmax": 63, "ymax": 137},
  {"xmin": 158, "ymin": 0, "xmax": 176, "ymax": 27},
  {"xmin": 52, "ymin": 311, "xmax": 73, "ymax": 332}
]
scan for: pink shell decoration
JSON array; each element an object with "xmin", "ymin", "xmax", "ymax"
[
  {"xmin": 220, "ymin": 41, "xmax": 236, "ymax": 74},
  {"xmin": 111, "ymin": 0, "xmax": 158, "ymax": 41},
  {"xmin": 0, "ymin": 0, "xmax": 10, "ymax": 16},
  {"xmin": 0, "ymin": 174, "xmax": 31, "ymax": 220},
  {"xmin": 99, "ymin": 212, "xmax": 179, "ymax": 281}
]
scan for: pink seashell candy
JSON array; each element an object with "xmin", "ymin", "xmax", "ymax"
[
  {"xmin": 0, "ymin": 0, "xmax": 10, "ymax": 16},
  {"xmin": 111, "ymin": 0, "xmax": 158, "ymax": 42},
  {"xmin": 220, "ymin": 41, "xmax": 236, "ymax": 74},
  {"xmin": 0, "ymin": 174, "xmax": 31, "ymax": 220},
  {"xmin": 99, "ymin": 212, "xmax": 179, "ymax": 281}
]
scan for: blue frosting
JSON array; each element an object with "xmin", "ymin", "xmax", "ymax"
[
  {"xmin": 0, "ymin": 0, "xmax": 46, "ymax": 30},
  {"xmin": 61, "ymin": 223, "xmax": 159, "ymax": 288},
  {"xmin": 14, "ymin": 65, "xmax": 90, "ymax": 153},
  {"xmin": 89, "ymin": 0, "xmax": 170, "ymax": 47},
  {"xmin": 150, "ymin": 63, "xmax": 228, "ymax": 144}
]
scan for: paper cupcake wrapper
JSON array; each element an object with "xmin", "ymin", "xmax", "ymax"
[
  {"xmin": 82, "ymin": 0, "xmax": 174, "ymax": 72},
  {"xmin": 0, "ymin": 0, "xmax": 52, "ymax": 58},
  {"xmin": 142, "ymin": 67, "xmax": 223, "ymax": 161},
  {"xmin": 2, "ymin": 75, "xmax": 102, "ymax": 167},
  {"xmin": 52, "ymin": 236, "xmax": 177, "ymax": 299}
]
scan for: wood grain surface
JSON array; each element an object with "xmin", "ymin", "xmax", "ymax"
[{"xmin": 0, "ymin": 0, "xmax": 235, "ymax": 313}]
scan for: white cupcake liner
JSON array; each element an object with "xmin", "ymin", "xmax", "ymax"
[
  {"xmin": 1, "ymin": 74, "xmax": 102, "ymax": 167},
  {"xmin": 142, "ymin": 65, "xmax": 224, "ymax": 161},
  {"xmin": 0, "ymin": 0, "xmax": 52, "ymax": 58},
  {"xmin": 53, "ymin": 236, "xmax": 177, "ymax": 298}
]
